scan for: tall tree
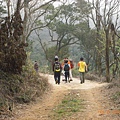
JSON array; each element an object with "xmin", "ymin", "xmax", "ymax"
[
  {"xmin": 88, "ymin": 0, "xmax": 120, "ymax": 82},
  {"xmin": 22, "ymin": 0, "xmax": 58, "ymax": 42},
  {"xmin": 34, "ymin": 2, "xmax": 90, "ymax": 62},
  {"xmin": 0, "ymin": 0, "xmax": 27, "ymax": 73}
]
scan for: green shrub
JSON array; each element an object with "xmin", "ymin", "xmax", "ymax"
[{"xmin": 72, "ymin": 68, "xmax": 79, "ymax": 78}]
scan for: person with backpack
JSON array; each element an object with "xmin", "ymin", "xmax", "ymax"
[
  {"xmin": 61, "ymin": 58, "xmax": 70, "ymax": 81},
  {"xmin": 61, "ymin": 58, "xmax": 67, "ymax": 81},
  {"xmin": 78, "ymin": 57, "xmax": 87, "ymax": 84},
  {"xmin": 53, "ymin": 57, "xmax": 62, "ymax": 84},
  {"xmin": 34, "ymin": 61, "xmax": 39, "ymax": 72},
  {"xmin": 63, "ymin": 60, "xmax": 70, "ymax": 83}
]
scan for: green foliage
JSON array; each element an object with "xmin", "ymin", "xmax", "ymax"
[
  {"xmin": 41, "ymin": 3, "xmax": 54, "ymax": 11},
  {"xmin": 76, "ymin": 0, "xmax": 92, "ymax": 15},
  {"xmin": 46, "ymin": 45, "xmax": 69, "ymax": 61},
  {"xmin": 29, "ymin": 40, "xmax": 47, "ymax": 67},
  {"xmin": 56, "ymin": 21, "xmax": 75, "ymax": 35},
  {"xmin": 33, "ymin": 1, "xmax": 92, "ymax": 66},
  {"xmin": 72, "ymin": 68, "xmax": 79, "ymax": 78}
]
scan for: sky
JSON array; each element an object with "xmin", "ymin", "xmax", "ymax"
[{"xmin": 46, "ymin": 0, "xmax": 75, "ymax": 7}]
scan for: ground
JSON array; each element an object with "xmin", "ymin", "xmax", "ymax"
[{"xmin": 13, "ymin": 74, "xmax": 120, "ymax": 120}]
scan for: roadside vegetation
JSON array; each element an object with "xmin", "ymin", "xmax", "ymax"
[{"xmin": 0, "ymin": 61, "xmax": 49, "ymax": 118}]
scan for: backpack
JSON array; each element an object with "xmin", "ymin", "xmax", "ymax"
[
  {"xmin": 54, "ymin": 62, "xmax": 60, "ymax": 72},
  {"xmin": 64, "ymin": 64, "xmax": 69, "ymax": 71}
]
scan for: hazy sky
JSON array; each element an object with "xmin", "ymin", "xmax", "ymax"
[{"xmin": 46, "ymin": 0, "xmax": 75, "ymax": 7}]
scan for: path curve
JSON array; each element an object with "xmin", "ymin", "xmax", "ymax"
[{"xmin": 14, "ymin": 74, "xmax": 118, "ymax": 120}]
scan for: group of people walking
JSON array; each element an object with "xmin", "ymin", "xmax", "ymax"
[
  {"xmin": 33, "ymin": 56, "xmax": 88, "ymax": 85},
  {"xmin": 52, "ymin": 56, "xmax": 87, "ymax": 85}
]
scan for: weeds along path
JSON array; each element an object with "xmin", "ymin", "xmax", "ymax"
[{"xmin": 14, "ymin": 74, "xmax": 118, "ymax": 120}]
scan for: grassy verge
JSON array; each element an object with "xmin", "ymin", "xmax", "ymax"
[
  {"xmin": 50, "ymin": 90, "xmax": 85, "ymax": 120},
  {"xmin": 0, "ymin": 61, "xmax": 49, "ymax": 118}
]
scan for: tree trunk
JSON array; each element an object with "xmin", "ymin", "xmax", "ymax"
[
  {"xmin": 105, "ymin": 29, "xmax": 110, "ymax": 82},
  {"xmin": 22, "ymin": 0, "xmax": 29, "ymax": 43},
  {"xmin": 95, "ymin": 0, "xmax": 102, "ymax": 76}
]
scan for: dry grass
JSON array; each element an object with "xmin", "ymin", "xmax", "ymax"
[
  {"xmin": 99, "ymin": 79, "xmax": 120, "ymax": 110},
  {"xmin": 0, "ymin": 69, "xmax": 49, "ymax": 119},
  {"xmin": 85, "ymin": 72, "xmax": 107, "ymax": 82}
]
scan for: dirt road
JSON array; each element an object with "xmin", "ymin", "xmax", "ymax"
[{"xmin": 14, "ymin": 74, "xmax": 120, "ymax": 120}]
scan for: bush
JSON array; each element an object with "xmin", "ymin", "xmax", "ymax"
[
  {"xmin": 72, "ymin": 68, "xmax": 79, "ymax": 78},
  {"xmin": 0, "ymin": 61, "xmax": 49, "ymax": 116}
]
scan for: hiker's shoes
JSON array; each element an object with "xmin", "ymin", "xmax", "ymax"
[
  {"xmin": 70, "ymin": 79, "xmax": 73, "ymax": 81},
  {"xmin": 56, "ymin": 80, "xmax": 58, "ymax": 84},
  {"xmin": 80, "ymin": 81, "xmax": 85, "ymax": 84}
]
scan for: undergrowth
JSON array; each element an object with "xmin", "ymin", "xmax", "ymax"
[{"xmin": 0, "ymin": 60, "xmax": 49, "ymax": 118}]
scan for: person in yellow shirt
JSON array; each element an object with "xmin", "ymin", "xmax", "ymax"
[{"xmin": 78, "ymin": 57, "xmax": 87, "ymax": 84}]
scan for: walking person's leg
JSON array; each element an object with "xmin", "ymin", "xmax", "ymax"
[
  {"xmin": 69, "ymin": 69, "xmax": 72, "ymax": 80},
  {"xmin": 79, "ymin": 72, "xmax": 83, "ymax": 84},
  {"xmin": 58, "ymin": 72, "xmax": 61, "ymax": 84},
  {"xmin": 62, "ymin": 70, "xmax": 65, "ymax": 81},
  {"xmin": 65, "ymin": 72, "xmax": 67, "ymax": 83},
  {"xmin": 54, "ymin": 72, "xmax": 58, "ymax": 84},
  {"xmin": 82, "ymin": 72, "xmax": 85, "ymax": 83},
  {"xmin": 66, "ymin": 72, "xmax": 68, "ymax": 82},
  {"xmin": 68, "ymin": 71, "xmax": 70, "ymax": 82},
  {"xmin": 81, "ymin": 72, "xmax": 84, "ymax": 83}
]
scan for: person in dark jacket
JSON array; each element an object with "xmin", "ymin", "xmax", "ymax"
[
  {"xmin": 53, "ymin": 57, "xmax": 62, "ymax": 84},
  {"xmin": 63, "ymin": 60, "xmax": 70, "ymax": 83},
  {"xmin": 34, "ymin": 61, "xmax": 39, "ymax": 72}
]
